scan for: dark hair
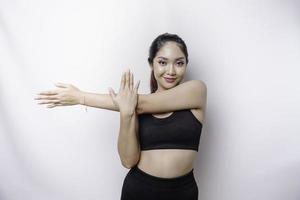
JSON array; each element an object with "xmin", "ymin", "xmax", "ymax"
[{"xmin": 148, "ymin": 33, "xmax": 189, "ymax": 93}]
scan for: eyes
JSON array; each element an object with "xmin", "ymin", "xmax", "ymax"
[
  {"xmin": 158, "ymin": 60, "xmax": 185, "ymax": 66},
  {"xmin": 158, "ymin": 60, "xmax": 167, "ymax": 65}
]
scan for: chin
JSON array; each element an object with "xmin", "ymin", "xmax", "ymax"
[{"xmin": 164, "ymin": 83, "xmax": 177, "ymax": 89}]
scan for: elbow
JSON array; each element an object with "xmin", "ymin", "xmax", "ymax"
[
  {"xmin": 136, "ymin": 106, "xmax": 143, "ymax": 115},
  {"xmin": 122, "ymin": 163, "xmax": 133, "ymax": 169},
  {"xmin": 121, "ymin": 155, "xmax": 140, "ymax": 169},
  {"xmin": 121, "ymin": 161, "xmax": 138, "ymax": 169}
]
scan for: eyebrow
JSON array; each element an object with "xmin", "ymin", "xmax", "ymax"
[{"xmin": 157, "ymin": 56, "xmax": 185, "ymax": 60}]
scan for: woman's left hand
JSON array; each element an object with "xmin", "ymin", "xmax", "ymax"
[
  {"xmin": 108, "ymin": 68, "xmax": 140, "ymax": 115},
  {"xmin": 35, "ymin": 83, "xmax": 83, "ymax": 108}
]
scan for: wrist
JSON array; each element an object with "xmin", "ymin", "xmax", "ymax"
[
  {"xmin": 78, "ymin": 91, "xmax": 88, "ymax": 112},
  {"xmin": 78, "ymin": 91, "xmax": 85, "ymax": 105},
  {"xmin": 120, "ymin": 109, "xmax": 136, "ymax": 117}
]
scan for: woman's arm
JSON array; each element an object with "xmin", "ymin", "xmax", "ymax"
[
  {"xmin": 36, "ymin": 70, "xmax": 141, "ymax": 169},
  {"xmin": 137, "ymin": 80, "xmax": 207, "ymax": 114},
  {"xmin": 117, "ymin": 111, "xmax": 140, "ymax": 168},
  {"xmin": 35, "ymin": 83, "xmax": 144, "ymax": 113},
  {"xmin": 35, "ymin": 78, "xmax": 206, "ymax": 115},
  {"xmin": 77, "ymin": 91, "xmax": 143, "ymax": 114},
  {"xmin": 78, "ymin": 91, "xmax": 118, "ymax": 111},
  {"xmin": 76, "ymin": 80, "xmax": 206, "ymax": 115},
  {"xmin": 108, "ymin": 69, "xmax": 141, "ymax": 168}
]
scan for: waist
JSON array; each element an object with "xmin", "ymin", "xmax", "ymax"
[
  {"xmin": 137, "ymin": 149, "xmax": 196, "ymax": 178},
  {"xmin": 129, "ymin": 164, "xmax": 196, "ymax": 189}
]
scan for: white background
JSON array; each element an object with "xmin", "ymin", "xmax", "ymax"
[{"xmin": 0, "ymin": 0, "xmax": 299, "ymax": 199}]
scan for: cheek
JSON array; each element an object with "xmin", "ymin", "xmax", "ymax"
[
  {"xmin": 178, "ymin": 67, "xmax": 187, "ymax": 74},
  {"xmin": 153, "ymin": 66, "xmax": 165, "ymax": 74},
  {"xmin": 157, "ymin": 68, "xmax": 165, "ymax": 74}
]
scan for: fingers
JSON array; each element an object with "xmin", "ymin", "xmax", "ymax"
[
  {"xmin": 37, "ymin": 82, "xmax": 69, "ymax": 95},
  {"xmin": 125, "ymin": 68, "xmax": 130, "ymax": 90},
  {"xmin": 120, "ymin": 68, "xmax": 139, "ymax": 92},
  {"xmin": 35, "ymin": 95, "xmax": 59, "ymax": 100},
  {"xmin": 120, "ymin": 68, "xmax": 130, "ymax": 91},
  {"xmin": 120, "ymin": 71, "xmax": 125, "ymax": 92},
  {"xmin": 134, "ymin": 80, "xmax": 141, "ymax": 92},
  {"xmin": 55, "ymin": 83, "xmax": 68, "ymax": 88},
  {"xmin": 47, "ymin": 104, "xmax": 56, "ymax": 108},
  {"xmin": 108, "ymin": 87, "xmax": 116, "ymax": 99},
  {"xmin": 123, "ymin": 68, "xmax": 136, "ymax": 90},
  {"xmin": 37, "ymin": 99, "xmax": 61, "ymax": 105},
  {"xmin": 130, "ymin": 71, "xmax": 133, "ymax": 90},
  {"xmin": 47, "ymin": 103, "xmax": 63, "ymax": 108},
  {"xmin": 37, "ymin": 90, "xmax": 58, "ymax": 95}
]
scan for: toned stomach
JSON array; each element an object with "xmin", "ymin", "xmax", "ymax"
[{"xmin": 137, "ymin": 149, "xmax": 197, "ymax": 178}]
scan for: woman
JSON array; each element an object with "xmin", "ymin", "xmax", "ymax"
[{"xmin": 35, "ymin": 33, "xmax": 207, "ymax": 200}]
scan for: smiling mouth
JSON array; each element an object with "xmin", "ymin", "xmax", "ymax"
[{"xmin": 164, "ymin": 77, "xmax": 176, "ymax": 83}]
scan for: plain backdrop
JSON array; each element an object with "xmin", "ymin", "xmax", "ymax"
[{"xmin": 0, "ymin": 0, "xmax": 299, "ymax": 200}]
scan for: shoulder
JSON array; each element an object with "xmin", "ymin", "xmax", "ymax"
[
  {"xmin": 184, "ymin": 80, "xmax": 207, "ymax": 94},
  {"xmin": 190, "ymin": 79, "xmax": 207, "ymax": 89},
  {"xmin": 188, "ymin": 80, "xmax": 207, "ymax": 123},
  {"xmin": 186, "ymin": 80, "xmax": 207, "ymax": 110}
]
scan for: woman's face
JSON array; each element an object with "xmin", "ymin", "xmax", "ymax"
[{"xmin": 150, "ymin": 41, "xmax": 187, "ymax": 93}]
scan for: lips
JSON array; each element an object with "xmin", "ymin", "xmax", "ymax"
[{"xmin": 164, "ymin": 77, "xmax": 176, "ymax": 83}]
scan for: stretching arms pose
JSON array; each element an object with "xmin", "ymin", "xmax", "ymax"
[{"xmin": 34, "ymin": 69, "xmax": 206, "ymax": 168}]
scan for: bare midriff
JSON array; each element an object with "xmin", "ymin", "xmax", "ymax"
[{"xmin": 137, "ymin": 149, "xmax": 197, "ymax": 178}]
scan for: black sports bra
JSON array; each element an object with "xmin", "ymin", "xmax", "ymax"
[{"xmin": 138, "ymin": 109, "xmax": 203, "ymax": 151}]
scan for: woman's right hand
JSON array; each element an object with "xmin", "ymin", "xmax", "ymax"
[
  {"xmin": 35, "ymin": 83, "xmax": 83, "ymax": 108},
  {"xmin": 108, "ymin": 69, "xmax": 140, "ymax": 115}
]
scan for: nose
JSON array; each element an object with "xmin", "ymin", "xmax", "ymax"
[{"xmin": 167, "ymin": 64, "xmax": 176, "ymax": 75}]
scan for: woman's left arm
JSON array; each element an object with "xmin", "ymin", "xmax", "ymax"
[{"xmin": 137, "ymin": 80, "xmax": 207, "ymax": 114}]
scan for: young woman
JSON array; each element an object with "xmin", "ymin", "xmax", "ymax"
[{"xmin": 35, "ymin": 33, "xmax": 207, "ymax": 200}]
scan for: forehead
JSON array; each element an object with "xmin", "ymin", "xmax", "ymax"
[{"xmin": 155, "ymin": 42, "xmax": 185, "ymax": 59}]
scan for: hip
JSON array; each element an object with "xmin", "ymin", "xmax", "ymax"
[{"xmin": 120, "ymin": 164, "xmax": 198, "ymax": 200}]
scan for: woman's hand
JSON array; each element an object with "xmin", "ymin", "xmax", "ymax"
[
  {"xmin": 35, "ymin": 83, "xmax": 83, "ymax": 108},
  {"xmin": 108, "ymin": 69, "xmax": 140, "ymax": 115}
]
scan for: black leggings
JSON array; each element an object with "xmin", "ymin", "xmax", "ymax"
[{"xmin": 120, "ymin": 165, "xmax": 198, "ymax": 200}]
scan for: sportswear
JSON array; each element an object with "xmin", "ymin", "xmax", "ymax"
[{"xmin": 138, "ymin": 109, "xmax": 202, "ymax": 151}]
